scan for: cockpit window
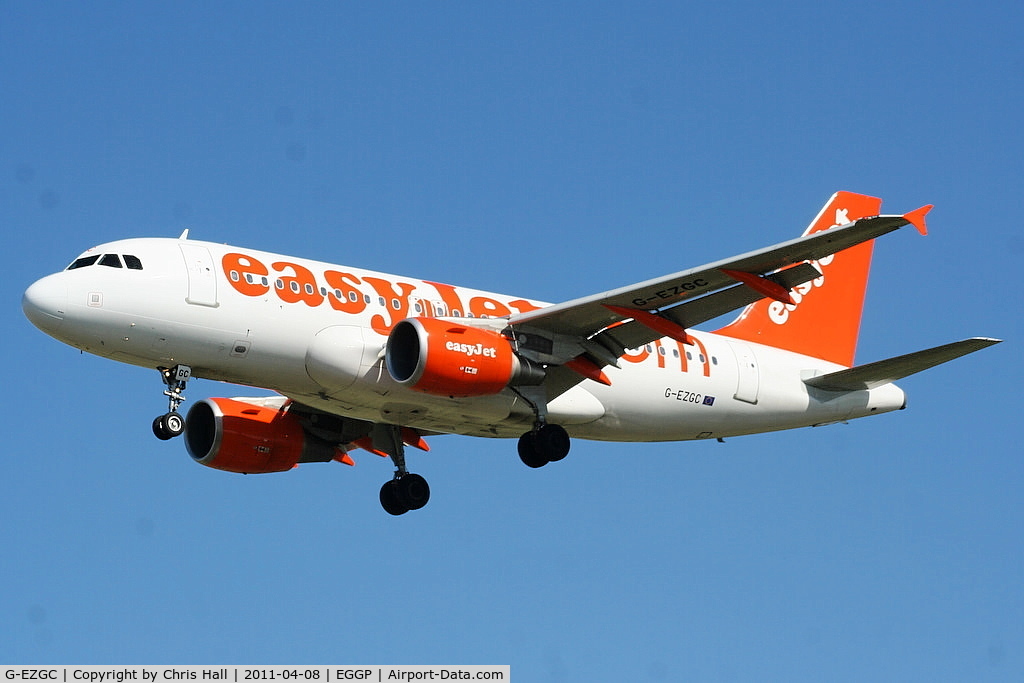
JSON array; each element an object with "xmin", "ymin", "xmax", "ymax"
[
  {"xmin": 67, "ymin": 255, "xmax": 100, "ymax": 270},
  {"xmin": 65, "ymin": 253, "xmax": 143, "ymax": 271}
]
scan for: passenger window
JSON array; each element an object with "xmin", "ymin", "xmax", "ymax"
[
  {"xmin": 99, "ymin": 254, "xmax": 123, "ymax": 268},
  {"xmin": 67, "ymin": 255, "xmax": 100, "ymax": 270},
  {"xmin": 123, "ymin": 254, "xmax": 143, "ymax": 270}
]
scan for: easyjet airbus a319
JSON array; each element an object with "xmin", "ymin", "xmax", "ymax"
[{"xmin": 22, "ymin": 192, "xmax": 1000, "ymax": 514}]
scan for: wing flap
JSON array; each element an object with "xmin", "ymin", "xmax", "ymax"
[{"xmin": 804, "ymin": 338, "xmax": 1002, "ymax": 392}]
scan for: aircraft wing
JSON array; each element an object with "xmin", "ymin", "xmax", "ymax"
[{"xmin": 507, "ymin": 211, "xmax": 926, "ymax": 372}]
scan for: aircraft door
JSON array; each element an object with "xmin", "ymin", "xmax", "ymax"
[
  {"xmin": 179, "ymin": 244, "xmax": 219, "ymax": 307},
  {"xmin": 727, "ymin": 340, "xmax": 760, "ymax": 404}
]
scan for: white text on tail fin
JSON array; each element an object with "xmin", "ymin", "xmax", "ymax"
[{"xmin": 715, "ymin": 191, "xmax": 883, "ymax": 366}]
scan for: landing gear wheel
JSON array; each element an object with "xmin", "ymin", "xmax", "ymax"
[
  {"xmin": 380, "ymin": 480, "xmax": 409, "ymax": 516},
  {"xmin": 152, "ymin": 412, "xmax": 185, "ymax": 441},
  {"xmin": 518, "ymin": 432, "xmax": 549, "ymax": 468},
  {"xmin": 518, "ymin": 424, "xmax": 571, "ymax": 468},
  {"xmin": 396, "ymin": 473, "xmax": 430, "ymax": 511},
  {"xmin": 379, "ymin": 474, "xmax": 431, "ymax": 515},
  {"xmin": 516, "ymin": 423, "xmax": 573, "ymax": 466},
  {"xmin": 536, "ymin": 423, "xmax": 570, "ymax": 462},
  {"xmin": 153, "ymin": 415, "xmax": 173, "ymax": 441},
  {"xmin": 163, "ymin": 411, "xmax": 185, "ymax": 437}
]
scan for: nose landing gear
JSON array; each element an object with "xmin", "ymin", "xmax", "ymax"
[{"xmin": 152, "ymin": 364, "xmax": 191, "ymax": 440}]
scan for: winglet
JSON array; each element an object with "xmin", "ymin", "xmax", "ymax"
[{"xmin": 903, "ymin": 204, "xmax": 933, "ymax": 236}]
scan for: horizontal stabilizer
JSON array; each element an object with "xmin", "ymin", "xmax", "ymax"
[{"xmin": 804, "ymin": 337, "xmax": 1002, "ymax": 391}]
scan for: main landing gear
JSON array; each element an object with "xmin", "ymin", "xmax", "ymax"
[
  {"xmin": 374, "ymin": 424, "xmax": 431, "ymax": 516},
  {"xmin": 517, "ymin": 423, "xmax": 571, "ymax": 468},
  {"xmin": 380, "ymin": 473, "xmax": 430, "ymax": 516},
  {"xmin": 152, "ymin": 364, "xmax": 191, "ymax": 440},
  {"xmin": 513, "ymin": 385, "xmax": 571, "ymax": 469}
]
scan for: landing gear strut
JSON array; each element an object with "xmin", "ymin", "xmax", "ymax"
[
  {"xmin": 374, "ymin": 424, "xmax": 431, "ymax": 515},
  {"xmin": 152, "ymin": 364, "xmax": 191, "ymax": 440}
]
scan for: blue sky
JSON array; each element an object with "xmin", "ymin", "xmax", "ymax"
[{"xmin": 2, "ymin": 1, "xmax": 1021, "ymax": 679}]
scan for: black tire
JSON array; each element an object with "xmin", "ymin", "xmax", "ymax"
[
  {"xmin": 380, "ymin": 480, "xmax": 409, "ymax": 516},
  {"xmin": 163, "ymin": 411, "xmax": 185, "ymax": 437},
  {"xmin": 396, "ymin": 473, "xmax": 430, "ymax": 511},
  {"xmin": 152, "ymin": 415, "xmax": 173, "ymax": 441},
  {"xmin": 518, "ymin": 432, "xmax": 549, "ymax": 468},
  {"xmin": 536, "ymin": 424, "xmax": 570, "ymax": 462}
]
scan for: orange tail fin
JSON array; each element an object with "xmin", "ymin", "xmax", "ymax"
[{"xmin": 715, "ymin": 191, "xmax": 883, "ymax": 367}]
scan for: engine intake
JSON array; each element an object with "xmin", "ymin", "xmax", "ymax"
[{"xmin": 385, "ymin": 317, "xmax": 544, "ymax": 397}]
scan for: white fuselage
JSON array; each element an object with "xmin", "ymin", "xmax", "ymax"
[{"xmin": 23, "ymin": 236, "xmax": 906, "ymax": 442}]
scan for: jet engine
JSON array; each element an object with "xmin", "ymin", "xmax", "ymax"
[
  {"xmin": 184, "ymin": 397, "xmax": 337, "ymax": 474},
  {"xmin": 385, "ymin": 317, "xmax": 544, "ymax": 397}
]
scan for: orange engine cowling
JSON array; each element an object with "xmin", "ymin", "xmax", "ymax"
[
  {"xmin": 385, "ymin": 317, "xmax": 543, "ymax": 397},
  {"xmin": 184, "ymin": 398, "xmax": 336, "ymax": 474}
]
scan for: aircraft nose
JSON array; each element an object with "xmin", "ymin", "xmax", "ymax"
[{"xmin": 22, "ymin": 274, "xmax": 68, "ymax": 334}]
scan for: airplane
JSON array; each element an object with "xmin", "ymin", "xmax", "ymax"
[{"xmin": 22, "ymin": 191, "xmax": 1001, "ymax": 515}]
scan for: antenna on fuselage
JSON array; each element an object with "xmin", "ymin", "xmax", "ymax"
[{"xmin": 178, "ymin": 229, "xmax": 190, "ymax": 240}]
